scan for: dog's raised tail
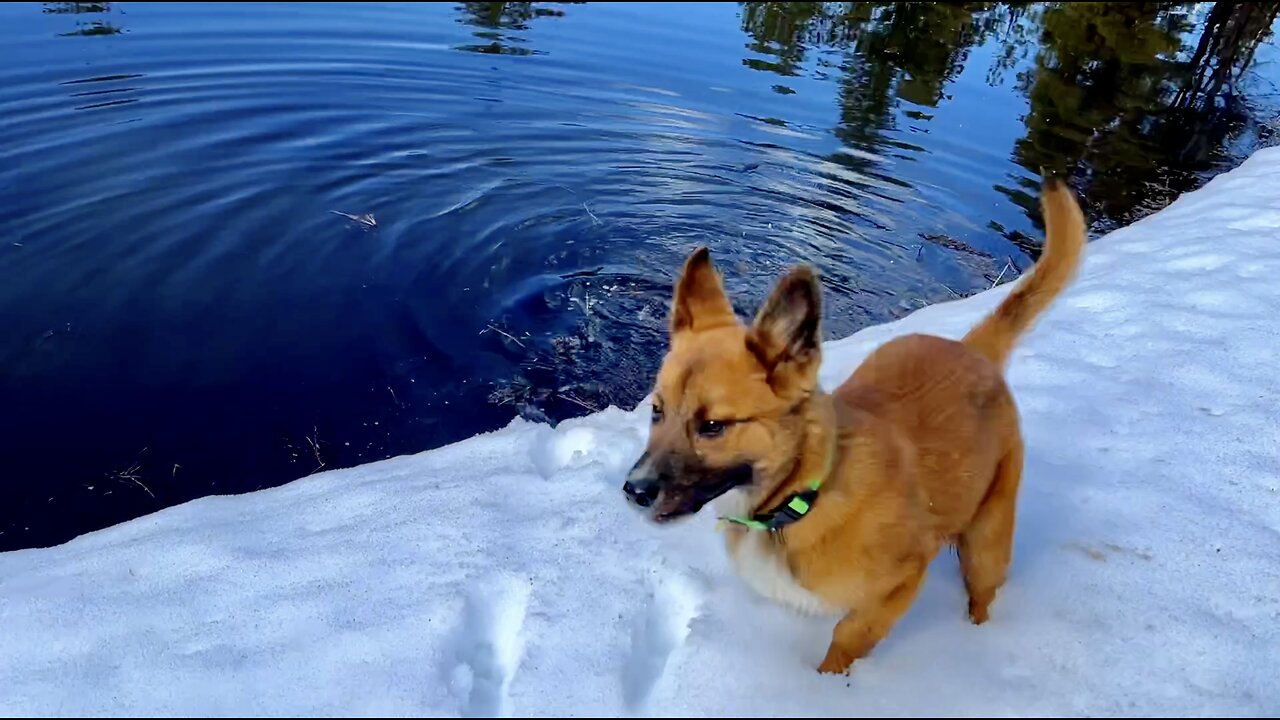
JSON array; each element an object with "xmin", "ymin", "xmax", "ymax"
[{"xmin": 963, "ymin": 177, "xmax": 1086, "ymax": 368}]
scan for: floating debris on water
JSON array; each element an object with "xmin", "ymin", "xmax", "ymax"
[
  {"xmin": 329, "ymin": 210, "xmax": 377, "ymax": 229},
  {"xmin": 559, "ymin": 266, "xmax": 605, "ymax": 280}
]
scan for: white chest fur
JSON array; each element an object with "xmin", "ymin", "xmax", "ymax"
[{"xmin": 714, "ymin": 489, "xmax": 840, "ymax": 617}]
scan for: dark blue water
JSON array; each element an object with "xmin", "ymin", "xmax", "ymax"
[{"xmin": 3, "ymin": 2, "xmax": 1277, "ymax": 551}]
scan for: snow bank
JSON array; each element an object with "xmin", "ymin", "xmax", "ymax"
[{"xmin": 4, "ymin": 148, "xmax": 1280, "ymax": 717}]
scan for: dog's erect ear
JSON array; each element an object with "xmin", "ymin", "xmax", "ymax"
[
  {"xmin": 748, "ymin": 266, "xmax": 822, "ymax": 373},
  {"xmin": 670, "ymin": 247, "xmax": 735, "ymax": 334}
]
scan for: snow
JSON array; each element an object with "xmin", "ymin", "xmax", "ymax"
[{"xmin": 4, "ymin": 148, "xmax": 1280, "ymax": 717}]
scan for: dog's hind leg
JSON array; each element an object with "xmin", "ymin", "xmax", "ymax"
[{"xmin": 958, "ymin": 437, "xmax": 1024, "ymax": 624}]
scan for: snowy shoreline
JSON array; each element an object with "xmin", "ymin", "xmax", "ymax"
[{"xmin": 3, "ymin": 147, "xmax": 1278, "ymax": 717}]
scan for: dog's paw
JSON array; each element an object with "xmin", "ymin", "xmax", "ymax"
[
  {"xmin": 816, "ymin": 648, "xmax": 856, "ymax": 675},
  {"xmin": 967, "ymin": 597, "xmax": 991, "ymax": 625}
]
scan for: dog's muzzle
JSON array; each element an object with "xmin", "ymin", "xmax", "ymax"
[
  {"xmin": 623, "ymin": 451, "xmax": 754, "ymax": 522},
  {"xmin": 623, "ymin": 453, "xmax": 662, "ymax": 508}
]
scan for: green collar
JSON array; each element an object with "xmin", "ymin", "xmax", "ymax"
[{"xmin": 719, "ymin": 478, "xmax": 822, "ymax": 532}]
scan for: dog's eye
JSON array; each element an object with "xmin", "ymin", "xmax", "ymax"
[
  {"xmin": 651, "ymin": 405, "xmax": 663, "ymax": 424},
  {"xmin": 697, "ymin": 419, "xmax": 726, "ymax": 438}
]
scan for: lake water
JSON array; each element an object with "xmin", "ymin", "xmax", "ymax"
[{"xmin": 2, "ymin": 1, "xmax": 1277, "ymax": 551}]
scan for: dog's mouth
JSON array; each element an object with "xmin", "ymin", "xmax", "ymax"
[{"xmin": 651, "ymin": 464, "xmax": 754, "ymax": 523}]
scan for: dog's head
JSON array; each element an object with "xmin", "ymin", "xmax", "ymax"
[{"xmin": 623, "ymin": 247, "xmax": 823, "ymax": 523}]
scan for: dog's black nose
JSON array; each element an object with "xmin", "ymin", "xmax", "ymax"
[{"xmin": 623, "ymin": 479, "xmax": 658, "ymax": 508}]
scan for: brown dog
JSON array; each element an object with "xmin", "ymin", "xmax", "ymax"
[{"xmin": 623, "ymin": 179, "xmax": 1086, "ymax": 674}]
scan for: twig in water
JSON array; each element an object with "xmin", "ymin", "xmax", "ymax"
[
  {"xmin": 329, "ymin": 210, "xmax": 377, "ymax": 229},
  {"xmin": 559, "ymin": 266, "xmax": 605, "ymax": 280},
  {"xmin": 388, "ymin": 386, "xmax": 399, "ymax": 404},
  {"xmin": 915, "ymin": 244, "xmax": 923, "ymax": 261},
  {"xmin": 125, "ymin": 476, "xmax": 155, "ymax": 499},
  {"xmin": 116, "ymin": 462, "xmax": 142, "ymax": 480},
  {"xmin": 558, "ymin": 392, "xmax": 599, "ymax": 412},
  {"xmin": 172, "ymin": 464, "xmax": 181, "ymax": 479},
  {"xmin": 583, "ymin": 202, "xmax": 600, "ymax": 225},
  {"xmin": 990, "ymin": 260, "xmax": 1013, "ymax": 288},
  {"xmin": 306, "ymin": 427, "xmax": 325, "ymax": 473},
  {"xmin": 481, "ymin": 323, "xmax": 526, "ymax": 348},
  {"xmin": 113, "ymin": 463, "xmax": 154, "ymax": 499},
  {"xmin": 941, "ymin": 283, "xmax": 961, "ymax": 297}
]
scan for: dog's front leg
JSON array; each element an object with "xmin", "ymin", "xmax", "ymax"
[{"xmin": 816, "ymin": 565, "xmax": 927, "ymax": 675}]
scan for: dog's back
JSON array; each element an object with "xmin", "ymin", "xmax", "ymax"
[
  {"xmin": 832, "ymin": 178, "xmax": 1087, "ymax": 538},
  {"xmin": 834, "ymin": 333, "xmax": 1016, "ymax": 537}
]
